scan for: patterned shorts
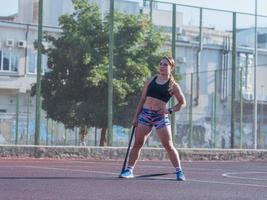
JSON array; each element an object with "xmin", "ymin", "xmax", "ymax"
[{"xmin": 138, "ymin": 108, "xmax": 170, "ymax": 129}]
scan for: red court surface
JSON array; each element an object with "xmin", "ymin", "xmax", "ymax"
[{"xmin": 0, "ymin": 158, "xmax": 266, "ymax": 200}]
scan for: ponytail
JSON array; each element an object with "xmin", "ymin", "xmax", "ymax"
[
  {"xmin": 162, "ymin": 56, "xmax": 176, "ymax": 95},
  {"xmin": 168, "ymin": 73, "xmax": 176, "ymax": 95}
]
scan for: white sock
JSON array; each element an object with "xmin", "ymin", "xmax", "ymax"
[
  {"xmin": 176, "ymin": 167, "xmax": 182, "ymax": 172},
  {"xmin": 127, "ymin": 166, "xmax": 134, "ymax": 171}
]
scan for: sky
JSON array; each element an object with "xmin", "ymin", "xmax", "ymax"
[
  {"xmin": 0, "ymin": 0, "xmax": 18, "ymax": 16},
  {"xmin": 0, "ymin": 0, "xmax": 266, "ymax": 30},
  {"xmin": 0, "ymin": 0, "xmax": 266, "ymax": 16}
]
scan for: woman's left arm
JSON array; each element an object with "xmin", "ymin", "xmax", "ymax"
[{"xmin": 169, "ymin": 83, "xmax": 186, "ymax": 113}]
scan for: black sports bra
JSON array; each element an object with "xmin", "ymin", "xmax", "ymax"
[{"xmin": 146, "ymin": 76, "xmax": 172, "ymax": 103}]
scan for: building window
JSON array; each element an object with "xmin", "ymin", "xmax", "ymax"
[
  {"xmin": 11, "ymin": 54, "xmax": 18, "ymax": 72},
  {"xmin": 0, "ymin": 49, "xmax": 18, "ymax": 72},
  {"xmin": 258, "ymin": 33, "xmax": 267, "ymax": 43},
  {"xmin": 3, "ymin": 51, "xmax": 10, "ymax": 71},
  {"xmin": 27, "ymin": 52, "xmax": 48, "ymax": 74},
  {"xmin": 27, "ymin": 52, "xmax": 36, "ymax": 74}
]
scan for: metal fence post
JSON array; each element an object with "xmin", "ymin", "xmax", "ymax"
[
  {"xmin": 230, "ymin": 12, "xmax": 236, "ymax": 148},
  {"xmin": 108, "ymin": 0, "xmax": 114, "ymax": 146},
  {"xmin": 240, "ymin": 67, "xmax": 244, "ymax": 148},
  {"xmin": 15, "ymin": 93, "xmax": 19, "ymax": 145},
  {"xmin": 188, "ymin": 73, "xmax": 193, "ymax": 148},
  {"xmin": 171, "ymin": 3, "xmax": 177, "ymax": 144},
  {"xmin": 35, "ymin": 0, "xmax": 43, "ymax": 145}
]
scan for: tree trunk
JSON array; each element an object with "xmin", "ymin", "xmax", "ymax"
[
  {"xmin": 79, "ymin": 125, "xmax": 87, "ymax": 146},
  {"xmin": 100, "ymin": 127, "xmax": 107, "ymax": 146}
]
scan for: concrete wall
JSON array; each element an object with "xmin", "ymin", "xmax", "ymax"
[{"xmin": 0, "ymin": 145, "xmax": 266, "ymax": 161}]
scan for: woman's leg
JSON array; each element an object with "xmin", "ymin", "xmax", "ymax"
[
  {"xmin": 156, "ymin": 125, "xmax": 181, "ymax": 168},
  {"xmin": 127, "ymin": 124, "xmax": 152, "ymax": 168}
]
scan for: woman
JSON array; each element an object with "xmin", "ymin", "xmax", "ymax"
[{"xmin": 119, "ymin": 56, "xmax": 186, "ymax": 181}]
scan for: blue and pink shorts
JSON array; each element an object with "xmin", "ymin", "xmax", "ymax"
[{"xmin": 138, "ymin": 108, "xmax": 170, "ymax": 129}]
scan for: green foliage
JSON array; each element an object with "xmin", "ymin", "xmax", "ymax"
[{"xmin": 37, "ymin": 0, "xmax": 166, "ymax": 129}]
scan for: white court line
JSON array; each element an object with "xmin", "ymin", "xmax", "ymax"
[
  {"xmin": 23, "ymin": 166, "xmax": 267, "ymax": 188},
  {"xmin": 144, "ymin": 176, "xmax": 267, "ymax": 188},
  {"xmin": 222, "ymin": 172, "xmax": 267, "ymax": 181},
  {"xmin": 23, "ymin": 166, "xmax": 119, "ymax": 176},
  {"xmin": 6, "ymin": 159, "xmax": 264, "ymax": 175},
  {"xmin": 39, "ymin": 160, "xmax": 263, "ymax": 173},
  {"xmin": 188, "ymin": 178, "xmax": 267, "ymax": 188}
]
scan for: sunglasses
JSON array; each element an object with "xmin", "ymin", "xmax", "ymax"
[{"xmin": 160, "ymin": 62, "xmax": 169, "ymax": 67}]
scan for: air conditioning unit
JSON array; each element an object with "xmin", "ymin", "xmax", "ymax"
[
  {"xmin": 5, "ymin": 39, "xmax": 14, "ymax": 47},
  {"xmin": 18, "ymin": 40, "xmax": 27, "ymax": 48}
]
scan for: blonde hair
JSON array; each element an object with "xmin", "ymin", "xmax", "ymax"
[{"xmin": 162, "ymin": 56, "xmax": 176, "ymax": 95}]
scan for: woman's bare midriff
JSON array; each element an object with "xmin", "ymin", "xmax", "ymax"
[{"xmin": 143, "ymin": 96, "xmax": 167, "ymax": 111}]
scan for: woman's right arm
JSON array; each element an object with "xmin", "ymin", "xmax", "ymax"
[{"xmin": 132, "ymin": 78, "xmax": 152, "ymax": 126}]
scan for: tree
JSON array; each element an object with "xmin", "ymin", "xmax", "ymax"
[
  {"xmin": 36, "ymin": 0, "xmax": 167, "ymax": 146},
  {"xmin": 39, "ymin": 0, "xmax": 107, "ymax": 144}
]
